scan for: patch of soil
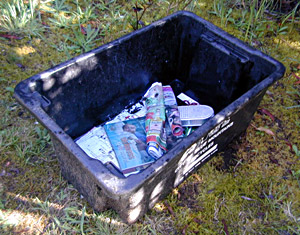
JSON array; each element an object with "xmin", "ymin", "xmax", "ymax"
[
  {"xmin": 177, "ymin": 182, "xmax": 203, "ymax": 210},
  {"xmin": 270, "ymin": 0, "xmax": 300, "ymax": 14}
]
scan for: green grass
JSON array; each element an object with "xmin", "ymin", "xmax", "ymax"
[
  {"xmin": 1, "ymin": 0, "xmax": 300, "ymax": 234},
  {"xmin": 0, "ymin": 0, "xmax": 44, "ymax": 37}
]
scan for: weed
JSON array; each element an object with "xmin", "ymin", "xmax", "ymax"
[
  {"xmin": 130, "ymin": 0, "xmax": 154, "ymax": 30},
  {"xmin": 293, "ymin": 145, "xmax": 300, "ymax": 157},
  {"xmin": 0, "ymin": 0, "xmax": 43, "ymax": 37},
  {"xmin": 283, "ymin": 201, "xmax": 300, "ymax": 223},
  {"xmin": 209, "ymin": 0, "xmax": 299, "ymax": 43},
  {"xmin": 34, "ymin": 126, "xmax": 51, "ymax": 149},
  {"xmin": 64, "ymin": 24, "xmax": 103, "ymax": 53},
  {"xmin": 263, "ymin": 182, "xmax": 288, "ymax": 210},
  {"xmin": 164, "ymin": 0, "xmax": 200, "ymax": 14},
  {"xmin": 0, "ymin": 127, "xmax": 21, "ymax": 150},
  {"xmin": 5, "ymin": 87, "xmax": 14, "ymax": 93},
  {"xmin": 73, "ymin": 0, "xmax": 98, "ymax": 24},
  {"xmin": 242, "ymin": 0, "xmax": 270, "ymax": 41},
  {"xmin": 280, "ymin": 1, "xmax": 300, "ymax": 32},
  {"xmin": 47, "ymin": 0, "xmax": 71, "ymax": 13},
  {"xmin": 209, "ymin": 0, "xmax": 234, "ymax": 27},
  {"xmin": 285, "ymin": 104, "xmax": 300, "ymax": 109},
  {"xmin": 48, "ymin": 12, "xmax": 75, "ymax": 28},
  {"xmin": 292, "ymin": 169, "xmax": 300, "ymax": 188},
  {"xmin": 80, "ymin": 206, "xmax": 86, "ymax": 235},
  {"xmin": 93, "ymin": 0, "xmax": 128, "ymax": 33},
  {"xmin": 126, "ymin": 0, "xmax": 199, "ymax": 31},
  {"xmin": 47, "ymin": 38, "xmax": 74, "ymax": 60},
  {"xmin": 44, "ymin": 0, "xmax": 75, "ymax": 28}
]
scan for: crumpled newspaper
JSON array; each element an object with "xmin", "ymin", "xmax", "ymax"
[{"xmin": 75, "ymin": 101, "xmax": 147, "ymax": 170}]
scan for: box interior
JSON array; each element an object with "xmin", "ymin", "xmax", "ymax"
[{"xmin": 33, "ymin": 15, "xmax": 276, "ymax": 139}]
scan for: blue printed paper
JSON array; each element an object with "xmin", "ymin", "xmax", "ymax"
[{"xmin": 104, "ymin": 118, "xmax": 154, "ymax": 172}]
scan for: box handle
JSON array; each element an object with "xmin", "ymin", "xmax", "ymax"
[
  {"xmin": 31, "ymin": 91, "xmax": 51, "ymax": 109},
  {"xmin": 201, "ymin": 31, "xmax": 250, "ymax": 64}
]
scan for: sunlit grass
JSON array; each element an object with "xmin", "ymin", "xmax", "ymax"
[
  {"xmin": 274, "ymin": 38, "xmax": 300, "ymax": 51},
  {"xmin": 0, "ymin": 0, "xmax": 43, "ymax": 36},
  {"xmin": 14, "ymin": 45, "xmax": 36, "ymax": 56}
]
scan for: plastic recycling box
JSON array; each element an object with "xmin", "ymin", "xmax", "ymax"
[{"xmin": 14, "ymin": 11, "xmax": 285, "ymax": 223}]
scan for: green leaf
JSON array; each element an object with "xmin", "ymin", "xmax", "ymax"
[
  {"xmin": 80, "ymin": 206, "xmax": 86, "ymax": 235},
  {"xmin": 5, "ymin": 87, "xmax": 14, "ymax": 93},
  {"xmin": 278, "ymin": 26, "xmax": 289, "ymax": 32},
  {"xmin": 292, "ymin": 145, "xmax": 300, "ymax": 156}
]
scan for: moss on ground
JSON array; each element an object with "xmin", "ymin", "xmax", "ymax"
[{"xmin": 0, "ymin": 0, "xmax": 299, "ymax": 234}]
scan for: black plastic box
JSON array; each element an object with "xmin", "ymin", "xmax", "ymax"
[{"xmin": 14, "ymin": 11, "xmax": 285, "ymax": 223}]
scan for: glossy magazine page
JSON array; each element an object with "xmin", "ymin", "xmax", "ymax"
[{"xmin": 104, "ymin": 118, "xmax": 154, "ymax": 172}]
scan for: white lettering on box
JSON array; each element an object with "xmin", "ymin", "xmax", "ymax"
[{"xmin": 174, "ymin": 118, "xmax": 234, "ymax": 187}]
